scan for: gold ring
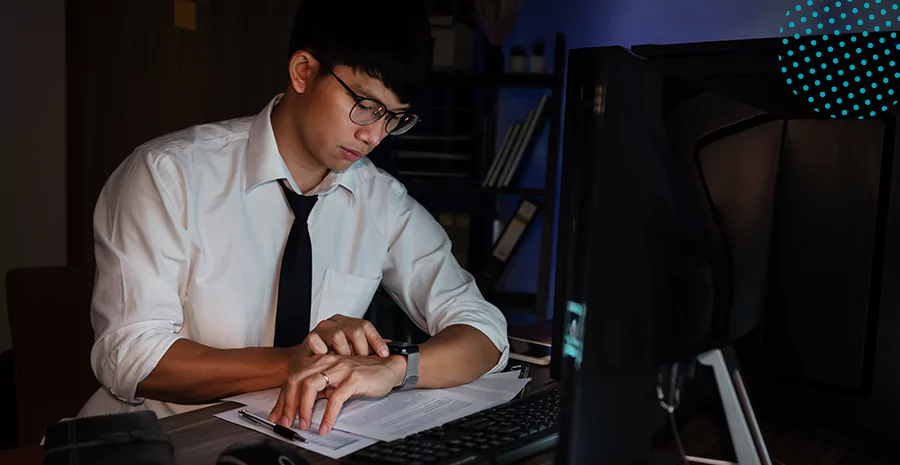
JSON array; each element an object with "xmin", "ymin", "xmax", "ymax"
[{"xmin": 320, "ymin": 372, "xmax": 330, "ymax": 387}]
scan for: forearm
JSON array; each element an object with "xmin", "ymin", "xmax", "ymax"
[
  {"xmin": 416, "ymin": 324, "xmax": 501, "ymax": 389},
  {"xmin": 136, "ymin": 339, "xmax": 291, "ymax": 403}
]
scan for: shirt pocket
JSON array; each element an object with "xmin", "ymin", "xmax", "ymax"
[{"xmin": 314, "ymin": 268, "xmax": 382, "ymax": 325}]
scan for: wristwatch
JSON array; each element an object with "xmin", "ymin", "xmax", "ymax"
[{"xmin": 386, "ymin": 341, "xmax": 419, "ymax": 391}]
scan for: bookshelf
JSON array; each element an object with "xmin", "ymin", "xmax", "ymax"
[{"xmin": 370, "ymin": 33, "xmax": 566, "ymax": 327}]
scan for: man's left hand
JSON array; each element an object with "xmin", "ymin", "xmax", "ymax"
[{"xmin": 268, "ymin": 353, "xmax": 407, "ymax": 435}]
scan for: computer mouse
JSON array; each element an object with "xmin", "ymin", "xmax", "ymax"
[{"xmin": 216, "ymin": 438, "xmax": 310, "ymax": 465}]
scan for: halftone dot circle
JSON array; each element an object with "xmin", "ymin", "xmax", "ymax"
[
  {"xmin": 809, "ymin": 97, "xmax": 815, "ymax": 102},
  {"xmin": 879, "ymin": 94, "xmax": 884, "ymax": 99},
  {"xmin": 843, "ymin": 109, "xmax": 849, "ymax": 115},
  {"xmin": 884, "ymin": 105, "xmax": 889, "ymax": 110},
  {"xmin": 890, "ymin": 89, "xmax": 896, "ymax": 95},
  {"xmin": 781, "ymin": 1, "xmax": 899, "ymax": 117},
  {"xmin": 838, "ymin": 97, "xmax": 844, "ymax": 103},
  {"xmin": 872, "ymin": 110, "xmax": 878, "ymax": 115}
]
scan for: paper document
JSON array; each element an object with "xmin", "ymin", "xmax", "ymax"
[
  {"xmin": 214, "ymin": 407, "xmax": 377, "ymax": 459},
  {"xmin": 224, "ymin": 372, "xmax": 531, "ymax": 443}
]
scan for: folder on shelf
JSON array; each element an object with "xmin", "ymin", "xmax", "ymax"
[{"xmin": 476, "ymin": 198, "xmax": 540, "ymax": 293}]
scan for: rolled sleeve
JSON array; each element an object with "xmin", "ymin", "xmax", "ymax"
[
  {"xmin": 381, "ymin": 187, "xmax": 509, "ymax": 375},
  {"xmin": 90, "ymin": 148, "xmax": 191, "ymax": 403}
]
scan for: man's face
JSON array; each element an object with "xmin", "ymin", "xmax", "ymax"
[{"xmin": 299, "ymin": 64, "xmax": 410, "ymax": 172}]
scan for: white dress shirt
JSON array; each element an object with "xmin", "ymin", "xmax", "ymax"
[{"xmin": 78, "ymin": 95, "xmax": 509, "ymax": 419}]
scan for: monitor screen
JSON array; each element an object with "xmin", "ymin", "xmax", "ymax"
[{"xmin": 551, "ymin": 34, "xmax": 897, "ymax": 463}]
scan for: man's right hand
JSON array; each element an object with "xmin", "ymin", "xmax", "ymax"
[{"xmin": 304, "ymin": 315, "xmax": 389, "ymax": 357}]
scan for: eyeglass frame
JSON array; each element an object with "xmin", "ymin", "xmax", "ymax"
[{"xmin": 307, "ymin": 52, "xmax": 420, "ymax": 136}]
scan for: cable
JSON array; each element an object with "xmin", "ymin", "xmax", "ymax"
[
  {"xmin": 669, "ymin": 407, "xmax": 689, "ymax": 465},
  {"xmin": 659, "ymin": 362, "xmax": 690, "ymax": 465}
]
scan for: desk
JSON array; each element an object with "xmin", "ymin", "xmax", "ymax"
[{"xmin": 0, "ymin": 367, "xmax": 557, "ymax": 465}]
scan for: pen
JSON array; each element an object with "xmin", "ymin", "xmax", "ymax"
[{"xmin": 237, "ymin": 409, "xmax": 308, "ymax": 443}]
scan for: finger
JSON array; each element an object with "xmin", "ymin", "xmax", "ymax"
[
  {"xmin": 347, "ymin": 327, "xmax": 370, "ymax": 356},
  {"xmin": 300, "ymin": 367, "xmax": 348, "ymax": 432},
  {"xmin": 330, "ymin": 330, "xmax": 353, "ymax": 356},
  {"xmin": 320, "ymin": 383, "xmax": 354, "ymax": 436},
  {"xmin": 305, "ymin": 333, "xmax": 329, "ymax": 355},
  {"xmin": 268, "ymin": 389, "xmax": 285, "ymax": 423},
  {"xmin": 362, "ymin": 321, "xmax": 389, "ymax": 357},
  {"xmin": 297, "ymin": 372, "xmax": 328, "ymax": 431},
  {"xmin": 278, "ymin": 375, "xmax": 304, "ymax": 428}
]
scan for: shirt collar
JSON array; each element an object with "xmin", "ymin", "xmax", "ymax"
[{"xmin": 245, "ymin": 94, "xmax": 357, "ymax": 197}]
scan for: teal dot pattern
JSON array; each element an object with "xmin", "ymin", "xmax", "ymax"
[{"xmin": 780, "ymin": 0, "xmax": 900, "ymax": 118}]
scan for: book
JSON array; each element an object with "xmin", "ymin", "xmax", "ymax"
[
  {"xmin": 499, "ymin": 93, "xmax": 551, "ymax": 187},
  {"xmin": 476, "ymin": 198, "xmax": 540, "ymax": 293}
]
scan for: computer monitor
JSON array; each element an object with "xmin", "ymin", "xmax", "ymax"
[{"xmin": 546, "ymin": 34, "xmax": 896, "ymax": 463}]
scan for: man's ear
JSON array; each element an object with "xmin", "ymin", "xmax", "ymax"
[{"xmin": 288, "ymin": 50, "xmax": 318, "ymax": 95}]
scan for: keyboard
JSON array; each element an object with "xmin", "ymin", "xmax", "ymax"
[{"xmin": 340, "ymin": 385, "xmax": 561, "ymax": 465}]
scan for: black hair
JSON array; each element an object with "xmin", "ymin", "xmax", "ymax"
[{"xmin": 288, "ymin": 0, "xmax": 434, "ymax": 104}]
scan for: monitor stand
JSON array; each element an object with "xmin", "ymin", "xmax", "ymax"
[{"xmin": 689, "ymin": 347, "xmax": 773, "ymax": 465}]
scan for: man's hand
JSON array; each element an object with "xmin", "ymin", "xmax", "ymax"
[
  {"xmin": 305, "ymin": 315, "xmax": 389, "ymax": 357},
  {"xmin": 267, "ymin": 352, "xmax": 407, "ymax": 435}
]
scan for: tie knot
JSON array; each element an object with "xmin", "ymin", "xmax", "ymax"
[{"xmin": 278, "ymin": 179, "xmax": 318, "ymax": 219}]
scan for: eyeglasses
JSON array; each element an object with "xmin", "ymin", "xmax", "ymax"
[{"xmin": 310, "ymin": 53, "xmax": 419, "ymax": 136}]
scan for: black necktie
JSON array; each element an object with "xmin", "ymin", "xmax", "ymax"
[{"xmin": 274, "ymin": 179, "xmax": 318, "ymax": 348}]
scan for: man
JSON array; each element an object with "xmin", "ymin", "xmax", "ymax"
[{"xmin": 79, "ymin": 0, "xmax": 509, "ymax": 437}]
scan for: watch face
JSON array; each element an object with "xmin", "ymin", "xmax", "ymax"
[
  {"xmin": 388, "ymin": 341, "xmax": 419, "ymax": 354},
  {"xmin": 388, "ymin": 341, "xmax": 416, "ymax": 348}
]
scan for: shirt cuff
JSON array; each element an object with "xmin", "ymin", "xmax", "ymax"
[{"xmin": 92, "ymin": 324, "xmax": 185, "ymax": 404}]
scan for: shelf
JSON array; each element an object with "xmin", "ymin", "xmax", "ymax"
[
  {"xmin": 427, "ymin": 70, "xmax": 555, "ymax": 89},
  {"xmin": 402, "ymin": 179, "xmax": 547, "ymax": 197}
]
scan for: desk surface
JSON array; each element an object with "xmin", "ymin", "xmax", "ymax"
[{"xmin": 0, "ymin": 368, "xmax": 558, "ymax": 465}]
